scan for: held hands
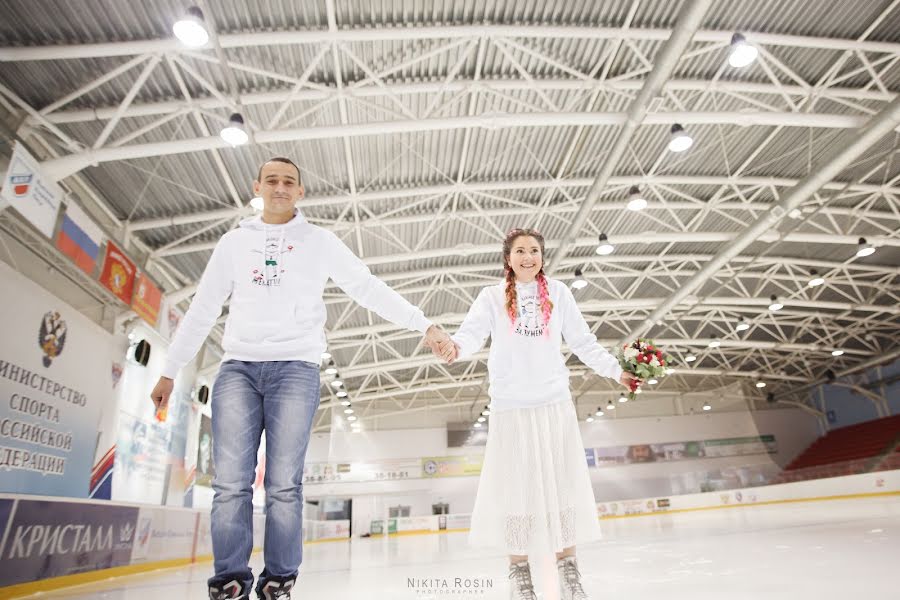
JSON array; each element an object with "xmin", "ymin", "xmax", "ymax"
[
  {"xmin": 425, "ymin": 325, "xmax": 459, "ymax": 364},
  {"xmin": 434, "ymin": 339, "xmax": 459, "ymax": 364}
]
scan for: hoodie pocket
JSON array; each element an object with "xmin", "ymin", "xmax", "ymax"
[
  {"xmin": 292, "ymin": 297, "xmax": 328, "ymax": 336},
  {"xmin": 227, "ymin": 298, "xmax": 299, "ymax": 344}
]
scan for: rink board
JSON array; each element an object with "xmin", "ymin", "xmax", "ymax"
[
  {"xmin": 0, "ymin": 493, "xmax": 348, "ymax": 597},
  {"xmin": 0, "ymin": 471, "xmax": 897, "ymax": 597}
]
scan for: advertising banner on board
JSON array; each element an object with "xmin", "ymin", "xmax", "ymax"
[
  {"xmin": 0, "ymin": 499, "xmax": 138, "ymax": 587},
  {"xmin": 130, "ymin": 506, "xmax": 198, "ymax": 564}
]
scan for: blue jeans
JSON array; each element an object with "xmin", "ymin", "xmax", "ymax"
[{"xmin": 207, "ymin": 360, "xmax": 320, "ymax": 591}]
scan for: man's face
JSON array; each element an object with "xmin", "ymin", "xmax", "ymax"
[{"xmin": 253, "ymin": 161, "xmax": 304, "ymax": 216}]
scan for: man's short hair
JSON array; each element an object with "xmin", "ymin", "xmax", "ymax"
[{"xmin": 257, "ymin": 157, "xmax": 301, "ymax": 183}]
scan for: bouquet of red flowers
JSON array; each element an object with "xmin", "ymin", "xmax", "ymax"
[{"xmin": 616, "ymin": 338, "xmax": 673, "ymax": 400}]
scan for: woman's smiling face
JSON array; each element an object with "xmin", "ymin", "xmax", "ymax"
[{"xmin": 507, "ymin": 235, "xmax": 543, "ymax": 283}]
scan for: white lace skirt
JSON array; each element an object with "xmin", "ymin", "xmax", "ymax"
[{"xmin": 467, "ymin": 398, "xmax": 601, "ymax": 555}]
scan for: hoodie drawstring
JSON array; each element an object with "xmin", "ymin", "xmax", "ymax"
[{"xmin": 262, "ymin": 224, "xmax": 286, "ymax": 286}]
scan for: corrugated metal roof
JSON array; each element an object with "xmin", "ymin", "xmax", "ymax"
[{"xmin": 0, "ymin": 0, "xmax": 897, "ymax": 427}]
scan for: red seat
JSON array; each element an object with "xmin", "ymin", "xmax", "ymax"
[{"xmin": 783, "ymin": 414, "xmax": 900, "ymax": 473}]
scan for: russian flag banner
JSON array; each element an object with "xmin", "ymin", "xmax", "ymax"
[{"xmin": 56, "ymin": 202, "xmax": 103, "ymax": 275}]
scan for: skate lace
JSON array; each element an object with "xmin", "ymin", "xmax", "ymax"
[
  {"xmin": 508, "ymin": 563, "xmax": 537, "ymax": 600},
  {"xmin": 209, "ymin": 580, "xmax": 245, "ymax": 600},
  {"xmin": 259, "ymin": 580, "xmax": 294, "ymax": 600},
  {"xmin": 561, "ymin": 560, "xmax": 587, "ymax": 599}
]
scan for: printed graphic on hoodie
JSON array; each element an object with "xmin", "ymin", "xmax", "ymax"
[
  {"xmin": 514, "ymin": 288, "xmax": 545, "ymax": 337},
  {"xmin": 160, "ymin": 208, "xmax": 432, "ymax": 381},
  {"xmin": 250, "ymin": 230, "xmax": 294, "ymax": 286}
]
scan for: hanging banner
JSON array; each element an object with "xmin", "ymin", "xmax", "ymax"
[
  {"xmin": 131, "ymin": 273, "xmax": 162, "ymax": 326},
  {"xmin": 56, "ymin": 202, "xmax": 104, "ymax": 275},
  {"xmin": 0, "ymin": 262, "xmax": 112, "ymax": 498},
  {"xmin": 0, "ymin": 141, "xmax": 62, "ymax": 238},
  {"xmin": 98, "ymin": 241, "xmax": 136, "ymax": 305}
]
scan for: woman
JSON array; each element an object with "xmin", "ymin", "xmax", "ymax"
[{"xmin": 437, "ymin": 228, "xmax": 638, "ymax": 600}]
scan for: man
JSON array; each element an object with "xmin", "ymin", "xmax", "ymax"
[{"xmin": 150, "ymin": 157, "xmax": 451, "ymax": 600}]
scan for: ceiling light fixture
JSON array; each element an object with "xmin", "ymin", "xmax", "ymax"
[
  {"xmin": 668, "ymin": 123, "xmax": 693, "ymax": 152},
  {"xmin": 173, "ymin": 6, "xmax": 209, "ymax": 47},
  {"xmin": 596, "ymin": 233, "xmax": 614, "ymax": 256},
  {"xmin": 220, "ymin": 113, "xmax": 249, "ymax": 146},
  {"xmin": 626, "ymin": 186, "xmax": 647, "ymax": 211},
  {"xmin": 728, "ymin": 33, "xmax": 758, "ymax": 68}
]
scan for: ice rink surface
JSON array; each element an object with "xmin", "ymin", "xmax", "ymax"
[{"xmin": 19, "ymin": 495, "xmax": 900, "ymax": 600}]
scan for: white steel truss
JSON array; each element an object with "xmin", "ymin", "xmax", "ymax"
[{"xmin": 0, "ymin": 2, "xmax": 898, "ymax": 430}]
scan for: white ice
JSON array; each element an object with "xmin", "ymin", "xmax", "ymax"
[{"xmin": 18, "ymin": 495, "xmax": 900, "ymax": 600}]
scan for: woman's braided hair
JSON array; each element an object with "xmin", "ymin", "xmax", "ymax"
[{"xmin": 503, "ymin": 228, "xmax": 554, "ymax": 328}]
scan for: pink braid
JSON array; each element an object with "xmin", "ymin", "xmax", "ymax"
[
  {"xmin": 502, "ymin": 228, "xmax": 551, "ymax": 332},
  {"xmin": 536, "ymin": 271, "xmax": 554, "ymax": 336},
  {"xmin": 504, "ymin": 267, "xmax": 518, "ymax": 325}
]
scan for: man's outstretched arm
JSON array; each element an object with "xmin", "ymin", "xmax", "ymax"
[{"xmin": 325, "ymin": 230, "xmax": 451, "ymax": 352}]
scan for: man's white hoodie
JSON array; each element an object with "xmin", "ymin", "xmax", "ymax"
[{"xmin": 162, "ymin": 210, "xmax": 432, "ymax": 379}]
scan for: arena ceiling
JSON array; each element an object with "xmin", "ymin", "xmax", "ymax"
[{"xmin": 1, "ymin": 0, "xmax": 898, "ymax": 431}]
